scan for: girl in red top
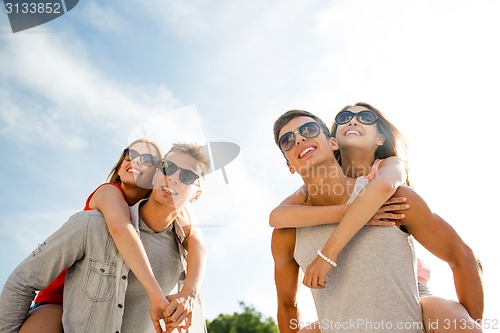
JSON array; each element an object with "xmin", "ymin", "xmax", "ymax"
[{"xmin": 20, "ymin": 139, "xmax": 206, "ymax": 333}]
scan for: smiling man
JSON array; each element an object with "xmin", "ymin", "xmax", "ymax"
[
  {"xmin": 0, "ymin": 143, "xmax": 209, "ymax": 333},
  {"xmin": 270, "ymin": 110, "xmax": 483, "ymax": 333}
]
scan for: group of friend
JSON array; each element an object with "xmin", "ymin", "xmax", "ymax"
[{"xmin": 0, "ymin": 103, "xmax": 484, "ymax": 333}]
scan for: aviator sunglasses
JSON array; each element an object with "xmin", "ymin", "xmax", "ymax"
[
  {"xmin": 334, "ymin": 110, "xmax": 378, "ymax": 125},
  {"xmin": 161, "ymin": 160, "xmax": 200, "ymax": 185},
  {"xmin": 278, "ymin": 121, "xmax": 321, "ymax": 152},
  {"xmin": 123, "ymin": 148, "xmax": 160, "ymax": 167}
]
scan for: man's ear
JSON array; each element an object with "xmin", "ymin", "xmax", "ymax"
[
  {"xmin": 190, "ymin": 189, "xmax": 202, "ymax": 204},
  {"xmin": 286, "ymin": 160, "xmax": 296, "ymax": 174},
  {"xmin": 329, "ymin": 137, "xmax": 339, "ymax": 151}
]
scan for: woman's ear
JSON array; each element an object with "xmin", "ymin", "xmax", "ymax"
[
  {"xmin": 377, "ymin": 134, "xmax": 386, "ymax": 146},
  {"xmin": 286, "ymin": 160, "xmax": 296, "ymax": 174}
]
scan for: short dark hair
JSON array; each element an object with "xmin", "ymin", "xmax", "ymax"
[{"xmin": 273, "ymin": 109, "xmax": 331, "ymax": 148}]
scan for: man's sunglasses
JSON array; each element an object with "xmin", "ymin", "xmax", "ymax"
[
  {"xmin": 123, "ymin": 148, "xmax": 160, "ymax": 167},
  {"xmin": 334, "ymin": 110, "xmax": 378, "ymax": 125},
  {"xmin": 278, "ymin": 121, "xmax": 321, "ymax": 152},
  {"xmin": 161, "ymin": 160, "xmax": 200, "ymax": 185}
]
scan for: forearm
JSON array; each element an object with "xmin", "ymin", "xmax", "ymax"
[
  {"xmin": 0, "ymin": 271, "xmax": 38, "ymax": 332},
  {"xmin": 110, "ymin": 224, "xmax": 163, "ymax": 300},
  {"xmin": 277, "ymin": 304, "xmax": 300, "ymax": 333},
  {"xmin": 94, "ymin": 186, "xmax": 164, "ymax": 301},
  {"xmin": 321, "ymin": 179, "xmax": 396, "ymax": 260},
  {"xmin": 270, "ymin": 204, "xmax": 350, "ymax": 228},
  {"xmin": 0, "ymin": 215, "xmax": 87, "ymax": 332},
  {"xmin": 451, "ymin": 249, "xmax": 484, "ymax": 321},
  {"xmin": 181, "ymin": 234, "xmax": 207, "ymax": 297}
]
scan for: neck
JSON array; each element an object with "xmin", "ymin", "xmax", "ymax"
[
  {"xmin": 340, "ymin": 150, "xmax": 376, "ymax": 178},
  {"xmin": 300, "ymin": 160, "xmax": 352, "ymax": 206},
  {"xmin": 121, "ymin": 183, "xmax": 151, "ymax": 206},
  {"xmin": 139, "ymin": 199, "xmax": 178, "ymax": 233}
]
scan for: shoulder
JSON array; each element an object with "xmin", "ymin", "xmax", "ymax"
[
  {"xmin": 69, "ymin": 209, "xmax": 106, "ymax": 228},
  {"xmin": 378, "ymin": 156, "xmax": 405, "ymax": 169},
  {"xmin": 85, "ymin": 182, "xmax": 125, "ymax": 210},
  {"xmin": 394, "ymin": 185, "xmax": 425, "ymax": 204},
  {"xmin": 92, "ymin": 183, "xmax": 125, "ymax": 197}
]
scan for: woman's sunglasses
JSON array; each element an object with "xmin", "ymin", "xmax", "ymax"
[
  {"xmin": 334, "ymin": 110, "xmax": 378, "ymax": 125},
  {"xmin": 278, "ymin": 122, "xmax": 321, "ymax": 152},
  {"xmin": 123, "ymin": 148, "xmax": 160, "ymax": 167},
  {"xmin": 161, "ymin": 160, "xmax": 200, "ymax": 186}
]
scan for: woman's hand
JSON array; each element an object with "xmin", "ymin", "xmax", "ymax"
[{"xmin": 303, "ymin": 256, "xmax": 333, "ymax": 289}]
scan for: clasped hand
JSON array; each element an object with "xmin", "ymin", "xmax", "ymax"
[{"xmin": 151, "ymin": 291, "xmax": 195, "ymax": 333}]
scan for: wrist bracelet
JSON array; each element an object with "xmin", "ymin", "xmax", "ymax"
[{"xmin": 317, "ymin": 249, "xmax": 337, "ymax": 267}]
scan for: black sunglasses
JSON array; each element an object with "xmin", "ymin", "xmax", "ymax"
[
  {"xmin": 161, "ymin": 160, "xmax": 200, "ymax": 185},
  {"xmin": 123, "ymin": 148, "xmax": 160, "ymax": 167},
  {"xmin": 278, "ymin": 122, "xmax": 321, "ymax": 152},
  {"xmin": 334, "ymin": 110, "xmax": 378, "ymax": 125}
]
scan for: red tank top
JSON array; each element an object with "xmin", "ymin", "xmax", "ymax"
[{"xmin": 34, "ymin": 183, "xmax": 125, "ymax": 304}]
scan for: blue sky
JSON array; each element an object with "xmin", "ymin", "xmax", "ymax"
[{"xmin": 1, "ymin": 0, "xmax": 499, "ymax": 326}]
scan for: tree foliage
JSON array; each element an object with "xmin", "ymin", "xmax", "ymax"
[{"xmin": 206, "ymin": 301, "xmax": 278, "ymax": 333}]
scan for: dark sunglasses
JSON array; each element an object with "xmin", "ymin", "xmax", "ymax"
[
  {"xmin": 334, "ymin": 110, "xmax": 378, "ymax": 125},
  {"xmin": 161, "ymin": 160, "xmax": 200, "ymax": 185},
  {"xmin": 123, "ymin": 148, "xmax": 160, "ymax": 167},
  {"xmin": 278, "ymin": 121, "xmax": 321, "ymax": 152}
]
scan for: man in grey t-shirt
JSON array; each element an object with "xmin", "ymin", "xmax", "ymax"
[
  {"xmin": 271, "ymin": 109, "xmax": 483, "ymax": 332},
  {"xmin": 0, "ymin": 143, "xmax": 209, "ymax": 333}
]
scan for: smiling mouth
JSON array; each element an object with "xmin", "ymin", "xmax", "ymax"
[
  {"xmin": 161, "ymin": 186, "xmax": 178, "ymax": 195},
  {"xmin": 345, "ymin": 130, "xmax": 361, "ymax": 136},
  {"xmin": 299, "ymin": 146, "xmax": 316, "ymax": 158},
  {"xmin": 127, "ymin": 168, "xmax": 142, "ymax": 175}
]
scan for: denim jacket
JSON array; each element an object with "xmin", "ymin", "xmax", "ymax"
[{"xmin": 0, "ymin": 200, "xmax": 205, "ymax": 333}]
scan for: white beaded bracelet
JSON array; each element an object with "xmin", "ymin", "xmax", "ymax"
[{"xmin": 317, "ymin": 249, "xmax": 337, "ymax": 267}]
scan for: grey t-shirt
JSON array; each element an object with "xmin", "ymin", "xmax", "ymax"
[
  {"xmin": 121, "ymin": 219, "xmax": 184, "ymax": 332},
  {"xmin": 294, "ymin": 177, "xmax": 424, "ymax": 333}
]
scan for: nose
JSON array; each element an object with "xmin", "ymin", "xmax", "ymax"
[
  {"xmin": 347, "ymin": 117, "xmax": 359, "ymax": 126},
  {"xmin": 167, "ymin": 170, "xmax": 180, "ymax": 184},
  {"xmin": 295, "ymin": 131, "xmax": 306, "ymax": 146},
  {"xmin": 131, "ymin": 156, "xmax": 143, "ymax": 166}
]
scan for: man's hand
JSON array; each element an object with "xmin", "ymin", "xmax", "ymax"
[
  {"xmin": 163, "ymin": 291, "xmax": 196, "ymax": 332},
  {"xmin": 367, "ymin": 196, "xmax": 409, "ymax": 225}
]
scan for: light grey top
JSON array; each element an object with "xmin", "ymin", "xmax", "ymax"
[
  {"xmin": 121, "ymin": 210, "xmax": 184, "ymax": 332},
  {"xmin": 294, "ymin": 177, "xmax": 424, "ymax": 332}
]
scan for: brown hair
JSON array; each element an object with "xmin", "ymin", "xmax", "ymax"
[
  {"xmin": 273, "ymin": 109, "xmax": 331, "ymax": 149},
  {"xmin": 330, "ymin": 102, "xmax": 410, "ymax": 185},
  {"xmin": 106, "ymin": 139, "xmax": 163, "ymax": 185},
  {"xmin": 165, "ymin": 143, "xmax": 211, "ymax": 178}
]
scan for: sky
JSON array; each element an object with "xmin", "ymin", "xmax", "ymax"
[{"xmin": 1, "ymin": 0, "xmax": 499, "ymax": 329}]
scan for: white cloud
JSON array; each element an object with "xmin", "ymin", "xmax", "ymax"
[
  {"xmin": 83, "ymin": 2, "xmax": 124, "ymax": 32},
  {"xmin": 0, "ymin": 31, "xmax": 181, "ymax": 148},
  {"xmin": 130, "ymin": 0, "xmax": 210, "ymax": 38}
]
